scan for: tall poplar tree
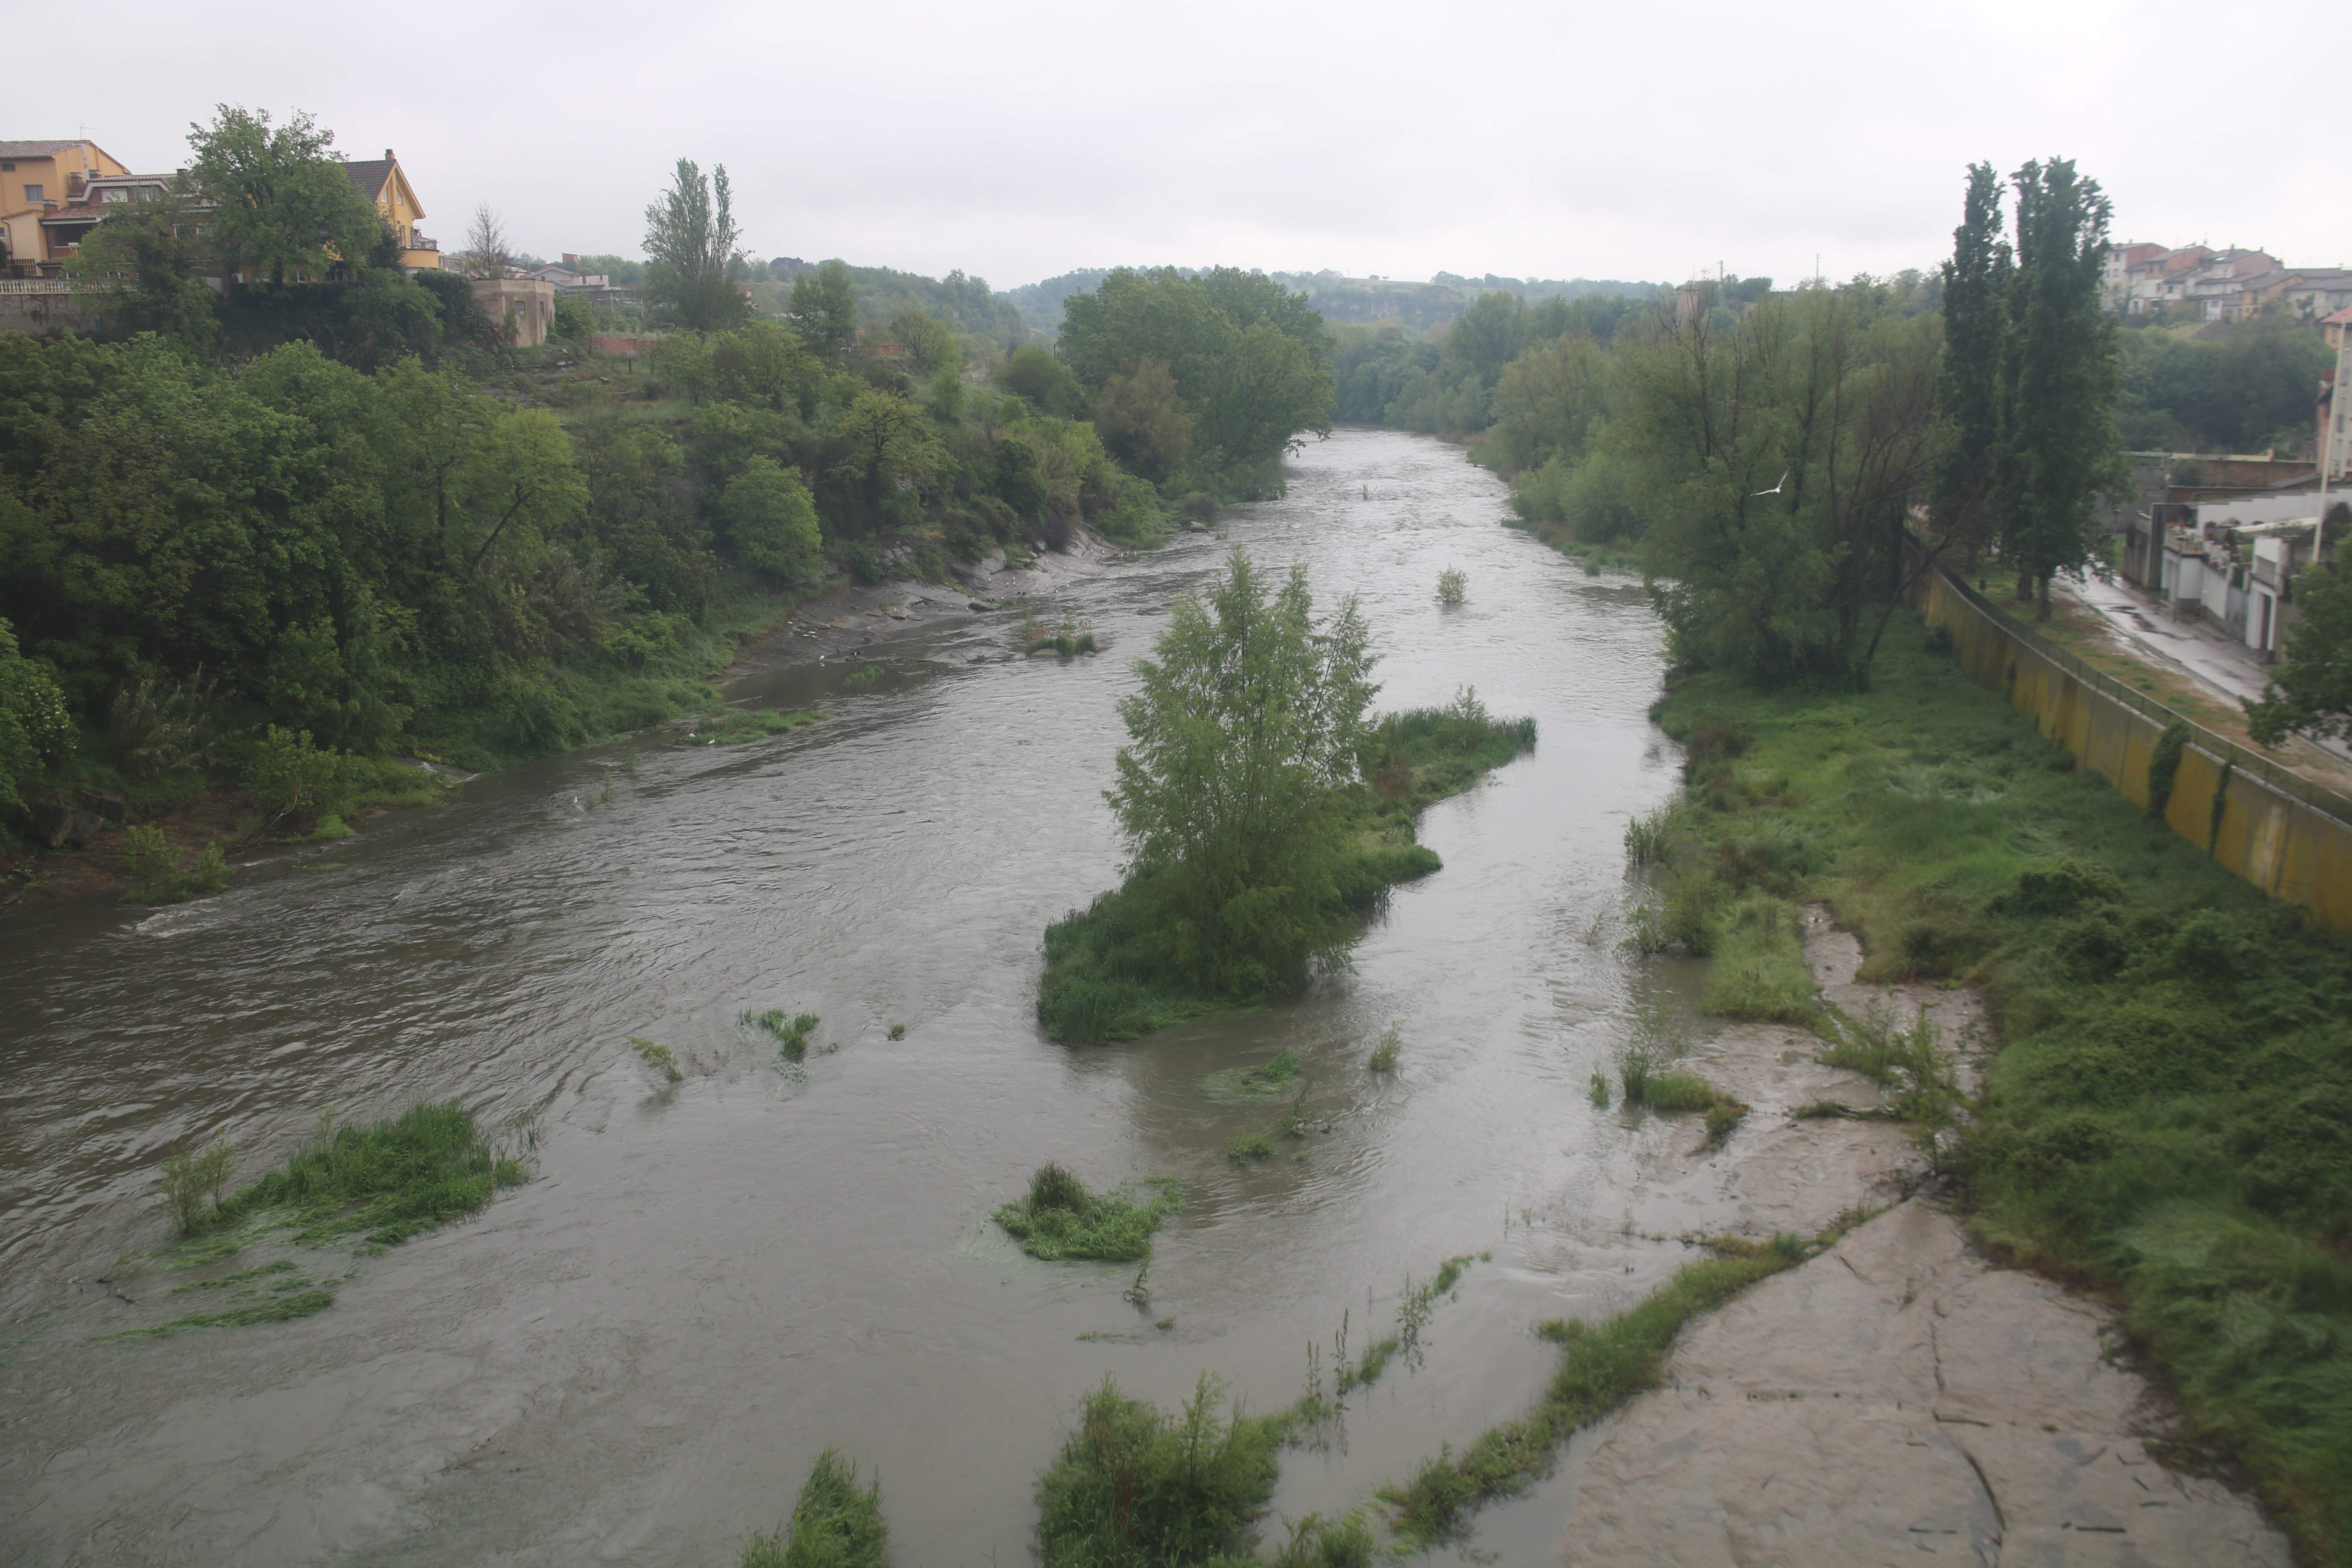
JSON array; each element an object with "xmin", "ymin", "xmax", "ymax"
[
  {"xmin": 643, "ymin": 158, "xmax": 748, "ymax": 332},
  {"xmin": 1997, "ymin": 158, "xmax": 2124, "ymax": 619},
  {"xmin": 1929, "ymin": 163, "xmax": 2010, "ymax": 559}
]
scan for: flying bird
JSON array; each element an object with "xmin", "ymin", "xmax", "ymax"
[{"xmin": 1753, "ymin": 472, "xmax": 1789, "ymax": 497}]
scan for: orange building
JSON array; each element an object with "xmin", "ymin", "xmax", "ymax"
[{"xmin": 0, "ymin": 138, "xmax": 131, "ymax": 274}]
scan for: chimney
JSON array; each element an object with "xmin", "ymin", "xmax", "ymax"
[
  {"xmin": 66, "ymin": 172, "xmax": 85, "ymax": 198},
  {"xmin": 385, "ymin": 149, "xmax": 395, "ymax": 163}
]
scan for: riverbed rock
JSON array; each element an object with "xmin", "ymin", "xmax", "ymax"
[{"xmin": 1554, "ymin": 1201, "xmax": 2289, "ymax": 1567}]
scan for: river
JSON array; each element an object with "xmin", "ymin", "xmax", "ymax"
[{"xmin": 0, "ymin": 428, "xmax": 1690, "ymax": 1566}]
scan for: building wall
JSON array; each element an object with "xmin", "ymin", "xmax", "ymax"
[
  {"xmin": 0, "ymin": 283, "xmax": 92, "ymax": 336},
  {"xmin": 470, "ymin": 278, "xmax": 556, "ymax": 347},
  {"xmin": 1916, "ymin": 561, "xmax": 2352, "ymax": 933},
  {"xmin": 0, "ymin": 144, "xmax": 131, "ymax": 266}
]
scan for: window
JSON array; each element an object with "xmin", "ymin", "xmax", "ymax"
[
  {"xmin": 22, "ymin": 185, "xmax": 42, "ymax": 202},
  {"xmin": 102, "ymin": 188, "xmax": 127, "ymax": 203}
]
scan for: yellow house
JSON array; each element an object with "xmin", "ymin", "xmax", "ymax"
[
  {"xmin": 344, "ymin": 148, "xmax": 439, "ymax": 270},
  {"xmin": 0, "ymin": 138, "xmax": 130, "ymax": 274}
]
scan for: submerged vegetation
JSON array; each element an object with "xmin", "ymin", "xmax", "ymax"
[
  {"xmin": 1648, "ymin": 612, "xmax": 2352, "ymax": 1561},
  {"xmin": 748, "ymin": 1009, "xmax": 822, "ymax": 1062},
  {"xmin": 994, "ymin": 1163, "xmax": 1182, "ymax": 1263},
  {"xmin": 695, "ymin": 709, "xmax": 820, "ymax": 745},
  {"xmin": 1038, "ymin": 556, "xmax": 1535, "ymax": 1042}
]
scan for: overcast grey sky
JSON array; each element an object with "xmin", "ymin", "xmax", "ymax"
[{"xmin": 23, "ymin": 0, "xmax": 2344, "ymax": 290}]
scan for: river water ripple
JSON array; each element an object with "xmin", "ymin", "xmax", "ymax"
[{"xmin": 1, "ymin": 428, "xmax": 1687, "ymax": 1565}]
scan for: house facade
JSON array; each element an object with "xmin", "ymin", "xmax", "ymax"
[
  {"xmin": 2323, "ymin": 305, "xmax": 2352, "ymax": 487},
  {"xmin": 341, "ymin": 150, "xmax": 438, "ymax": 270},
  {"xmin": 0, "ymin": 138, "xmax": 130, "ymax": 274}
]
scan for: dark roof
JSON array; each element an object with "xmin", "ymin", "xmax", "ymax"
[
  {"xmin": 0, "ymin": 140, "xmax": 90, "ymax": 159},
  {"xmin": 343, "ymin": 159, "xmax": 392, "ymax": 201}
]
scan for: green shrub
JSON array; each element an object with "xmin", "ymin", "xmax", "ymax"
[
  {"xmin": 994, "ymin": 1164, "xmax": 1181, "ymax": 1262},
  {"xmin": 740, "ymin": 1449, "xmax": 887, "ymax": 1568},
  {"xmin": 747, "ymin": 1010, "xmax": 821, "ymax": 1061},
  {"xmin": 1227, "ymin": 1132, "xmax": 1275, "ymax": 1162},
  {"xmin": 119, "ymin": 827, "xmax": 234, "ymax": 904},
  {"xmin": 1436, "ymin": 567, "xmax": 1467, "ymax": 606},
  {"xmin": 1035, "ymin": 1375, "xmax": 1282, "ymax": 1568},
  {"xmin": 1367, "ymin": 1024, "xmax": 1401, "ymax": 1073},
  {"xmin": 241, "ymin": 725, "xmax": 367, "ymax": 823}
]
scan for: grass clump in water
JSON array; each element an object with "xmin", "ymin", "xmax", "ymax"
[
  {"xmin": 1035, "ymin": 1374, "xmax": 1282, "ymax": 1568},
  {"xmin": 1436, "ymin": 567, "xmax": 1467, "ymax": 606},
  {"xmin": 695, "ymin": 709, "xmax": 819, "ymax": 746},
  {"xmin": 746, "ymin": 1009, "xmax": 821, "ymax": 1062},
  {"xmin": 1228, "ymin": 1132, "xmax": 1276, "ymax": 1162},
  {"xmin": 158, "ymin": 1132, "xmax": 238, "ymax": 1236},
  {"xmin": 630, "ymin": 1036, "xmax": 683, "ymax": 1082},
  {"xmin": 202, "ymin": 1101, "xmax": 529, "ymax": 1249},
  {"xmin": 1367, "ymin": 1024, "xmax": 1401, "ymax": 1073},
  {"xmin": 995, "ymin": 1163, "xmax": 1182, "ymax": 1262},
  {"xmin": 739, "ymin": 1448, "xmax": 887, "ymax": 1568}
]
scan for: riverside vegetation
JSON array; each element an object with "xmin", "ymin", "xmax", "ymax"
[
  {"xmin": 1038, "ymin": 552, "xmax": 1535, "ymax": 1041},
  {"xmin": 1638, "ymin": 613, "xmax": 2352, "ymax": 1563},
  {"xmin": 0, "ymin": 109, "xmax": 1340, "ymax": 869}
]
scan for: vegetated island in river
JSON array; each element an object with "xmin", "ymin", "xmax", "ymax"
[{"xmin": 1038, "ymin": 552, "xmax": 1534, "ymax": 1041}]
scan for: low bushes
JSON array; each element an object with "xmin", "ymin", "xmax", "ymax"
[
  {"xmin": 739, "ymin": 1450, "xmax": 887, "ymax": 1568},
  {"xmin": 994, "ymin": 1163, "xmax": 1182, "ymax": 1263},
  {"xmin": 1034, "ymin": 1375, "xmax": 1283, "ymax": 1568}
]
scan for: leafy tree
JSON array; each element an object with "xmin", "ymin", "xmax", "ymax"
[
  {"xmin": 1622, "ymin": 282, "xmax": 1940, "ymax": 682},
  {"xmin": 994, "ymin": 437, "xmax": 1048, "ymax": 517},
  {"xmin": 825, "ymin": 390, "xmax": 946, "ymax": 532},
  {"xmin": 1093, "ymin": 356, "xmax": 1192, "ymax": 481},
  {"xmin": 715, "ymin": 457, "xmax": 824, "ymax": 584},
  {"xmin": 1996, "ymin": 157, "xmax": 2124, "ymax": 618},
  {"xmin": 886, "ymin": 308, "xmax": 960, "ymax": 376},
  {"xmin": 1483, "ymin": 331, "xmax": 1608, "ymax": 474},
  {"xmin": 2247, "ymin": 505, "xmax": 2352, "ymax": 745},
  {"xmin": 998, "ymin": 344, "xmax": 1087, "ymax": 417},
  {"xmin": 787, "ymin": 260, "xmax": 860, "ymax": 361},
  {"xmin": 642, "ymin": 158, "xmax": 748, "ymax": 332},
  {"xmin": 185, "ymin": 106, "xmax": 385, "ymax": 289},
  {"xmin": 0, "ymin": 617, "xmax": 74, "ymax": 810},
  {"xmin": 1930, "ymin": 162, "xmax": 2010, "ymax": 557},
  {"xmin": 64, "ymin": 189, "xmax": 220, "ymax": 348},
  {"xmin": 1107, "ymin": 551, "xmax": 1376, "ymax": 991}
]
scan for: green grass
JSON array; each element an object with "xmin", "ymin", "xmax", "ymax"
[
  {"xmin": 1818, "ymin": 1001, "xmax": 1960, "ymax": 1125},
  {"xmin": 1037, "ymin": 695, "xmax": 1534, "ymax": 1043},
  {"xmin": 203, "ymin": 1102, "xmax": 529, "ymax": 1250},
  {"xmin": 165, "ymin": 1258, "xmax": 297, "ymax": 1295},
  {"xmin": 693, "ymin": 708, "xmax": 820, "ymax": 746},
  {"xmin": 1377, "ymin": 1228, "xmax": 1835, "ymax": 1548},
  {"xmin": 1025, "ymin": 632, "xmax": 1100, "ymax": 657},
  {"xmin": 1034, "ymin": 1374, "xmax": 1285, "ymax": 1568},
  {"xmin": 1649, "ymin": 608, "xmax": 2352, "ymax": 1563},
  {"xmin": 739, "ymin": 1449, "xmax": 887, "ymax": 1568},
  {"xmin": 1367, "ymin": 1024, "xmax": 1401, "ymax": 1073},
  {"xmin": 630, "ymin": 1036, "xmax": 683, "ymax": 1082},
  {"xmin": 994, "ymin": 1163, "xmax": 1183, "ymax": 1263}
]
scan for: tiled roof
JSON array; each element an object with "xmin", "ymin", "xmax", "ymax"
[
  {"xmin": 2325, "ymin": 305, "xmax": 2352, "ymax": 326},
  {"xmin": 343, "ymin": 159, "xmax": 392, "ymax": 200},
  {"xmin": 0, "ymin": 140, "xmax": 89, "ymax": 158}
]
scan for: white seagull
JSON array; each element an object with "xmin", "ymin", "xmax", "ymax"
[{"xmin": 1752, "ymin": 471, "xmax": 1789, "ymax": 497}]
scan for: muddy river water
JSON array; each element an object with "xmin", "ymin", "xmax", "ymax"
[{"xmin": 1, "ymin": 428, "xmax": 1700, "ymax": 1566}]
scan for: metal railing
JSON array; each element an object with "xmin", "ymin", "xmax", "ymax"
[
  {"xmin": 1925, "ymin": 554, "xmax": 2352, "ymax": 829},
  {"xmin": 0, "ymin": 278, "xmax": 76, "ymax": 294}
]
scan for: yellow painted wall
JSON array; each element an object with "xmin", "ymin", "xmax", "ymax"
[{"xmin": 1918, "ymin": 567, "xmax": 2352, "ymax": 933}]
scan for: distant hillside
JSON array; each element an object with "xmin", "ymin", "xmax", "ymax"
[{"xmin": 1002, "ymin": 268, "xmax": 1662, "ymax": 334}]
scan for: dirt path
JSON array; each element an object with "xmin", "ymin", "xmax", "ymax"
[{"xmin": 1552, "ymin": 915, "xmax": 2288, "ymax": 1567}]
